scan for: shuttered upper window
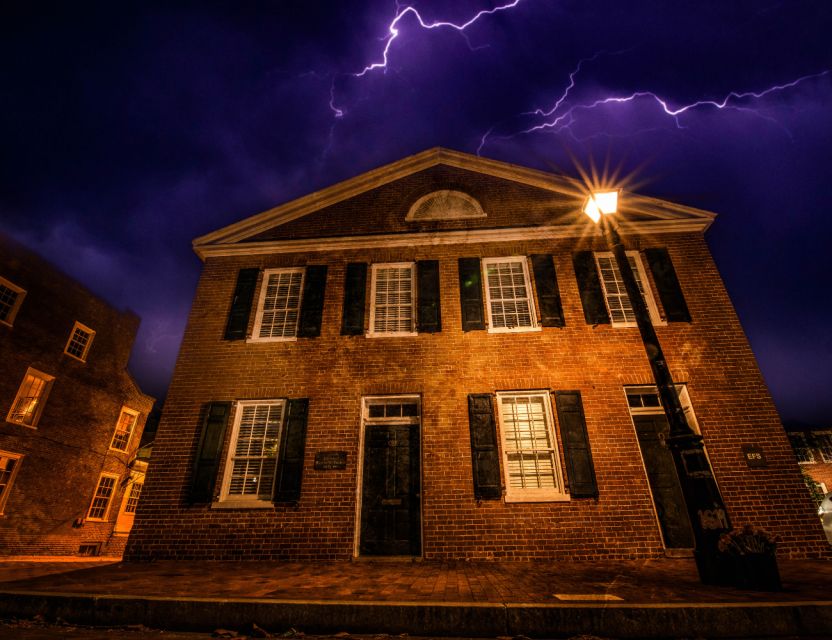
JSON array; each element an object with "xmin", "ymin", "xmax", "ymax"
[
  {"xmin": 251, "ymin": 268, "xmax": 305, "ymax": 340},
  {"xmin": 0, "ymin": 277, "xmax": 26, "ymax": 327},
  {"xmin": 369, "ymin": 263, "xmax": 416, "ymax": 335},
  {"xmin": 595, "ymin": 252, "xmax": 662, "ymax": 327},
  {"xmin": 221, "ymin": 401, "xmax": 284, "ymax": 502},
  {"xmin": 7, "ymin": 368, "xmax": 53, "ymax": 428},
  {"xmin": 496, "ymin": 392, "xmax": 566, "ymax": 501},
  {"xmin": 482, "ymin": 257, "xmax": 538, "ymax": 332}
]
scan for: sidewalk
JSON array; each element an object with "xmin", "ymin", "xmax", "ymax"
[{"xmin": 0, "ymin": 557, "xmax": 830, "ymax": 637}]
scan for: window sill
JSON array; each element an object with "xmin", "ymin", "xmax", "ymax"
[
  {"xmin": 365, "ymin": 332, "xmax": 418, "ymax": 338},
  {"xmin": 5, "ymin": 419, "xmax": 37, "ymax": 430},
  {"xmin": 610, "ymin": 320, "xmax": 667, "ymax": 328},
  {"xmin": 63, "ymin": 352, "xmax": 88, "ymax": 363},
  {"xmin": 109, "ymin": 446, "xmax": 130, "ymax": 454},
  {"xmin": 211, "ymin": 500, "xmax": 274, "ymax": 509},
  {"xmin": 0, "ymin": 320, "xmax": 13, "ymax": 329},
  {"xmin": 486, "ymin": 326, "xmax": 542, "ymax": 334},
  {"xmin": 85, "ymin": 518, "xmax": 108, "ymax": 523},
  {"xmin": 246, "ymin": 336, "xmax": 298, "ymax": 343},
  {"xmin": 504, "ymin": 492, "xmax": 570, "ymax": 503}
]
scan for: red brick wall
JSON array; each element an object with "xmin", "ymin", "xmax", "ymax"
[
  {"xmin": 0, "ymin": 234, "xmax": 154, "ymax": 556},
  {"xmin": 126, "ymin": 230, "xmax": 830, "ymax": 561}
]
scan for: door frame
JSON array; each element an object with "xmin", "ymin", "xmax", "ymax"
[{"xmin": 353, "ymin": 394, "xmax": 423, "ymax": 558}]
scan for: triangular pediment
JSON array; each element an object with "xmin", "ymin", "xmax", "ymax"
[{"xmin": 193, "ymin": 148, "xmax": 716, "ymax": 259}]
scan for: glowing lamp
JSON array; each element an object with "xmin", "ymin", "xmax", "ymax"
[{"xmin": 583, "ymin": 190, "xmax": 619, "ymax": 223}]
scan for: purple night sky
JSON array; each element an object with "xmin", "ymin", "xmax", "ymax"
[{"xmin": 1, "ymin": 2, "xmax": 830, "ymax": 424}]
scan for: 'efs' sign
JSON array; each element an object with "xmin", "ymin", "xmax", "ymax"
[{"xmin": 742, "ymin": 445, "xmax": 767, "ymax": 468}]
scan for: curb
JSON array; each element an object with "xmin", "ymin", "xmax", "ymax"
[{"xmin": 1, "ymin": 590, "xmax": 831, "ymax": 638}]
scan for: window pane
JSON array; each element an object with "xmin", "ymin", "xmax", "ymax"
[
  {"xmin": 486, "ymin": 260, "xmax": 533, "ymax": 329},
  {"xmin": 597, "ymin": 254, "xmax": 648, "ymax": 325},
  {"xmin": 258, "ymin": 270, "xmax": 303, "ymax": 338},
  {"xmin": 66, "ymin": 325, "xmax": 93, "ymax": 359},
  {"xmin": 228, "ymin": 403, "xmax": 284, "ymax": 499},
  {"xmin": 124, "ymin": 482, "xmax": 143, "ymax": 513},
  {"xmin": 373, "ymin": 266, "xmax": 414, "ymax": 333},
  {"xmin": 0, "ymin": 455, "xmax": 20, "ymax": 511},
  {"xmin": 88, "ymin": 476, "xmax": 116, "ymax": 519},
  {"xmin": 499, "ymin": 394, "xmax": 559, "ymax": 491},
  {"xmin": 111, "ymin": 410, "xmax": 137, "ymax": 451},
  {"xmin": 9, "ymin": 372, "xmax": 48, "ymax": 426},
  {"xmin": 0, "ymin": 285, "xmax": 19, "ymax": 323}
]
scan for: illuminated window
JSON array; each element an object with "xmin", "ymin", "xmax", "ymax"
[
  {"xmin": 251, "ymin": 268, "xmax": 305, "ymax": 340},
  {"xmin": 87, "ymin": 474, "xmax": 118, "ymax": 520},
  {"xmin": 64, "ymin": 321, "xmax": 95, "ymax": 361},
  {"xmin": 787, "ymin": 434, "xmax": 814, "ymax": 464},
  {"xmin": 6, "ymin": 368, "xmax": 54, "ymax": 427},
  {"xmin": 369, "ymin": 263, "xmax": 416, "ymax": 335},
  {"xmin": 124, "ymin": 482, "xmax": 143, "ymax": 513},
  {"xmin": 0, "ymin": 451, "xmax": 23, "ymax": 514},
  {"xmin": 595, "ymin": 252, "xmax": 662, "ymax": 327},
  {"xmin": 110, "ymin": 407, "xmax": 139, "ymax": 452},
  {"xmin": 496, "ymin": 392, "xmax": 566, "ymax": 502},
  {"xmin": 482, "ymin": 257, "xmax": 538, "ymax": 332},
  {"xmin": 221, "ymin": 401, "xmax": 285, "ymax": 502},
  {"xmin": 0, "ymin": 277, "xmax": 26, "ymax": 327}
]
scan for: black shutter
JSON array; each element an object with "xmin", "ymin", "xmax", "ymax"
[
  {"xmin": 555, "ymin": 391, "xmax": 598, "ymax": 499},
  {"xmin": 530, "ymin": 254, "xmax": 565, "ymax": 327},
  {"xmin": 224, "ymin": 268, "xmax": 259, "ymax": 340},
  {"xmin": 458, "ymin": 258, "xmax": 485, "ymax": 331},
  {"xmin": 189, "ymin": 402, "xmax": 231, "ymax": 504},
  {"xmin": 573, "ymin": 252, "xmax": 610, "ymax": 325},
  {"xmin": 341, "ymin": 263, "xmax": 368, "ymax": 335},
  {"xmin": 468, "ymin": 394, "xmax": 502, "ymax": 500},
  {"xmin": 417, "ymin": 260, "xmax": 441, "ymax": 333},
  {"xmin": 644, "ymin": 248, "xmax": 691, "ymax": 322},
  {"xmin": 273, "ymin": 398, "xmax": 309, "ymax": 503},
  {"xmin": 297, "ymin": 265, "xmax": 328, "ymax": 337}
]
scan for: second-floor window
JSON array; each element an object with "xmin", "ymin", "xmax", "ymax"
[
  {"xmin": 64, "ymin": 321, "xmax": 95, "ymax": 362},
  {"xmin": 482, "ymin": 257, "xmax": 538, "ymax": 332},
  {"xmin": 0, "ymin": 277, "xmax": 26, "ymax": 327},
  {"xmin": 369, "ymin": 263, "xmax": 416, "ymax": 335},
  {"xmin": 7, "ymin": 368, "xmax": 54, "ymax": 427},
  {"xmin": 0, "ymin": 451, "xmax": 23, "ymax": 514},
  {"xmin": 252, "ymin": 268, "xmax": 305, "ymax": 340},
  {"xmin": 595, "ymin": 252, "xmax": 662, "ymax": 327},
  {"xmin": 87, "ymin": 474, "xmax": 118, "ymax": 520},
  {"xmin": 110, "ymin": 407, "xmax": 139, "ymax": 452},
  {"xmin": 788, "ymin": 434, "xmax": 814, "ymax": 464}
]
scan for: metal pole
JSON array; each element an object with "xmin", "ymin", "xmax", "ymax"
[{"xmin": 600, "ymin": 215, "xmax": 733, "ymax": 584}]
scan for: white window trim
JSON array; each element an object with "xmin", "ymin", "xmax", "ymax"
[
  {"xmin": 6, "ymin": 367, "xmax": 54, "ymax": 429},
  {"xmin": 595, "ymin": 251, "xmax": 665, "ymax": 328},
  {"xmin": 63, "ymin": 321, "xmax": 96, "ymax": 362},
  {"xmin": 816, "ymin": 431, "xmax": 832, "ymax": 464},
  {"xmin": 405, "ymin": 190, "xmax": 487, "ymax": 221},
  {"xmin": 367, "ymin": 262, "xmax": 417, "ymax": 337},
  {"xmin": 109, "ymin": 406, "xmax": 140, "ymax": 452},
  {"xmin": 482, "ymin": 257, "xmax": 541, "ymax": 334},
  {"xmin": 0, "ymin": 450, "xmax": 24, "ymax": 515},
  {"xmin": 495, "ymin": 390, "xmax": 568, "ymax": 503},
  {"xmin": 248, "ymin": 268, "xmax": 305, "ymax": 343},
  {"xmin": 0, "ymin": 277, "xmax": 26, "ymax": 328},
  {"xmin": 624, "ymin": 385, "xmax": 701, "ymax": 434},
  {"xmin": 788, "ymin": 433, "xmax": 815, "ymax": 464},
  {"xmin": 86, "ymin": 472, "xmax": 120, "ymax": 522},
  {"xmin": 217, "ymin": 399, "xmax": 285, "ymax": 507}
]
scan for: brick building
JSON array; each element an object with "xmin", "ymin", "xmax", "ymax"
[
  {"xmin": 786, "ymin": 425, "xmax": 832, "ymax": 493},
  {"xmin": 0, "ymin": 234, "xmax": 154, "ymax": 556},
  {"xmin": 126, "ymin": 148, "xmax": 828, "ymax": 561}
]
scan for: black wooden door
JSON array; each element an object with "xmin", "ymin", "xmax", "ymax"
[
  {"xmin": 359, "ymin": 424, "xmax": 421, "ymax": 556},
  {"xmin": 633, "ymin": 415, "xmax": 695, "ymax": 549}
]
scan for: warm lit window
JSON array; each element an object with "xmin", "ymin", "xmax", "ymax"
[
  {"xmin": 482, "ymin": 257, "xmax": 538, "ymax": 332},
  {"xmin": 87, "ymin": 474, "xmax": 118, "ymax": 520},
  {"xmin": 110, "ymin": 407, "xmax": 139, "ymax": 452},
  {"xmin": 64, "ymin": 321, "xmax": 95, "ymax": 361},
  {"xmin": 496, "ymin": 392, "xmax": 566, "ymax": 501},
  {"xmin": 595, "ymin": 252, "xmax": 662, "ymax": 327},
  {"xmin": 787, "ymin": 434, "xmax": 814, "ymax": 464},
  {"xmin": 369, "ymin": 263, "xmax": 416, "ymax": 335},
  {"xmin": 0, "ymin": 451, "xmax": 23, "ymax": 514},
  {"xmin": 124, "ymin": 481, "xmax": 143, "ymax": 513},
  {"xmin": 0, "ymin": 277, "xmax": 26, "ymax": 327},
  {"xmin": 220, "ymin": 401, "xmax": 285, "ymax": 502},
  {"xmin": 815, "ymin": 432, "xmax": 832, "ymax": 464},
  {"xmin": 251, "ymin": 268, "xmax": 305, "ymax": 340},
  {"xmin": 6, "ymin": 368, "xmax": 54, "ymax": 427}
]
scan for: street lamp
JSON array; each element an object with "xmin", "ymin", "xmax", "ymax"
[{"xmin": 584, "ymin": 190, "xmax": 733, "ymax": 585}]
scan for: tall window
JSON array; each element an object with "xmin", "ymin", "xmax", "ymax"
[
  {"xmin": 110, "ymin": 407, "xmax": 139, "ymax": 452},
  {"xmin": 482, "ymin": 257, "xmax": 537, "ymax": 332},
  {"xmin": 369, "ymin": 263, "xmax": 416, "ymax": 335},
  {"xmin": 64, "ymin": 321, "xmax": 95, "ymax": 361},
  {"xmin": 124, "ymin": 481, "xmax": 143, "ymax": 513},
  {"xmin": 0, "ymin": 452, "xmax": 23, "ymax": 514},
  {"xmin": 595, "ymin": 252, "xmax": 662, "ymax": 327},
  {"xmin": 816, "ymin": 432, "xmax": 832, "ymax": 464},
  {"xmin": 87, "ymin": 474, "xmax": 118, "ymax": 520},
  {"xmin": 252, "ymin": 268, "xmax": 305, "ymax": 340},
  {"xmin": 496, "ymin": 392, "xmax": 565, "ymax": 501},
  {"xmin": 221, "ymin": 401, "xmax": 285, "ymax": 501},
  {"xmin": 788, "ymin": 433, "xmax": 814, "ymax": 464},
  {"xmin": 7, "ymin": 368, "xmax": 54, "ymax": 427},
  {"xmin": 0, "ymin": 277, "xmax": 26, "ymax": 327}
]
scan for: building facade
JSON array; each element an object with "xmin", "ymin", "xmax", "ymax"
[
  {"xmin": 126, "ymin": 149, "xmax": 829, "ymax": 561},
  {"xmin": 787, "ymin": 426, "xmax": 832, "ymax": 494},
  {"xmin": 0, "ymin": 234, "xmax": 154, "ymax": 556}
]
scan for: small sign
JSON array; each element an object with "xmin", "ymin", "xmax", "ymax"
[
  {"xmin": 742, "ymin": 445, "xmax": 767, "ymax": 468},
  {"xmin": 314, "ymin": 451, "xmax": 347, "ymax": 470}
]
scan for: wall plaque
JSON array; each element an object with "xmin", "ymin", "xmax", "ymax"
[
  {"xmin": 314, "ymin": 451, "xmax": 347, "ymax": 470},
  {"xmin": 742, "ymin": 445, "xmax": 767, "ymax": 468}
]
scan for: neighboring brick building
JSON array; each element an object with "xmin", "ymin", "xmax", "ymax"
[
  {"xmin": 0, "ymin": 234, "xmax": 154, "ymax": 556},
  {"xmin": 786, "ymin": 425, "xmax": 832, "ymax": 493},
  {"xmin": 126, "ymin": 148, "xmax": 829, "ymax": 562}
]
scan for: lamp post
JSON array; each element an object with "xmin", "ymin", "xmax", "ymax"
[{"xmin": 584, "ymin": 190, "xmax": 732, "ymax": 585}]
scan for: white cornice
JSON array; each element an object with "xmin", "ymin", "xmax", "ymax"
[{"xmin": 194, "ymin": 219, "xmax": 711, "ymax": 260}]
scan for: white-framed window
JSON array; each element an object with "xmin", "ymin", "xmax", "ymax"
[
  {"xmin": 496, "ymin": 391, "xmax": 567, "ymax": 502},
  {"xmin": 624, "ymin": 385, "xmax": 701, "ymax": 433},
  {"xmin": 369, "ymin": 263, "xmax": 416, "ymax": 336},
  {"xmin": 124, "ymin": 481, "xmax": 143, "ymax": 513},
  {"xmin": 250, "ymin": 268, "xmax": 305, "ymax": 341},
  {"xmin": 595, "ymin": 252, "xmax": 663, "ymax": 327},
  {"xmin": 0, "ymin": 451, "xmax": 23, "ymax": 514},
  {"xmin": 482, "ymin": 257, "xmax": 539, "ymax": 333},
  {"xmin": 788, "ymin": 433, "xmax": 814, "ymax": 464},
  {"xmin": 815, "ymin": 432, "xmax": 832, "ymax": 464},
  {"xmin": 110, "ymin": 407, "xmax": 139, "ymax": 452},
  {"xmin": 87, "ymin": 473, "xmax": 119, "ymax": 521},
  {"xmin": 6, "ymin": 367, "xmax": 54, "ymax": 428},
  {"xmin": 220, "ymin": 400, "xmax": 285, "ymax": 503},
  {"xmin": 64, "ymin": 321, "xmax": 95, "ymax": 362},
  {"xmin": 0, "ymin": 277, "xmax": 26, "ymax": 327}
]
